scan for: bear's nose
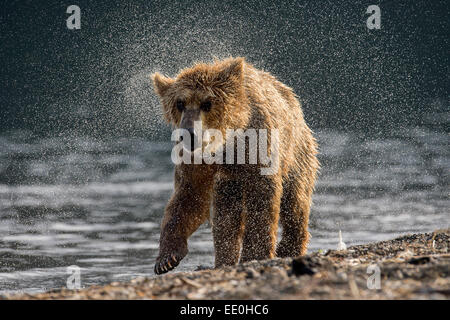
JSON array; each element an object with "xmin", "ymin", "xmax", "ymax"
[{"xmin": 187, "ymin": 128, "xmax": 197, "ymax": 151}]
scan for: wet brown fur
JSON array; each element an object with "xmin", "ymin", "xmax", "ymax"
[{"xmin": 152, "ymin": 57, "xmax": 319, "ymax": 274}]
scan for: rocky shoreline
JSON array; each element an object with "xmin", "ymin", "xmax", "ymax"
[{"xmin": 3, "ymin": 230, "xmax": 449, "ymax": 300}]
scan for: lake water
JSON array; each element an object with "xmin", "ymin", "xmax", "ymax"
[{"xmin": 0, "ymin": 127, "xmax": 448, "ymax": 294}]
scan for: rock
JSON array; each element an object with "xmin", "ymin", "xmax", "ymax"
[
  {"xmin": 194, "ymin": 265, "xmax": 213, "ymax": 271},
  {"xmin": 291, "ymin": 256, "xmax": 320, "ymax": 276},
  {"xmin": 245, "ymin": 268, "xmax": 259, "ymax": 279},
  {"xmin": 408, "ymin": 256, "xmax": 432, "ymax": 265}
]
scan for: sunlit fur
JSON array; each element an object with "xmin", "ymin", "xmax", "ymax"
[
  {"xmin": 151, "ymin": 57, "xmax": 319, "ymax": 274},
  {"xmin": 153, "ymin": 58, "xmax": 249, "ymax": 138}
]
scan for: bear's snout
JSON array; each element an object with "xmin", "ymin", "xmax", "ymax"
[
  {"xmin": 187, "ymin": 128, "xmax": 197, "ymax": 152},
  {"xmin": 178, "ymin": 127, "xmax": 201, "ymax": 152}
]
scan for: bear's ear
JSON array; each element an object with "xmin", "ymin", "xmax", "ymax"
[
  {"xmin": 151, "ymin": 72, "xmax": 174, "ymax": 97},
  {"xmin": 215, "ymin": 57, "xmax": 244, "ymax": 87}
]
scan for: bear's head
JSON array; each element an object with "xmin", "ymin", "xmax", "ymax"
[{"xmin": 151, "ymin": 57, "xmax": 250, "ymax": 152}]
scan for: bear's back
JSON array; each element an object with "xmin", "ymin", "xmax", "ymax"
[{"xmin": 242, "ymin": 63, "xmax": 306, "ymax": 130}]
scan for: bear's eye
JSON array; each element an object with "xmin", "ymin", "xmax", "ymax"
[
  {"xmin": 200, "ymin": 100, "xmax": 212, "ymax": 112},
  {"xmin": 176, "ymin": 100, "xmax": 185, "ymax": 112}
]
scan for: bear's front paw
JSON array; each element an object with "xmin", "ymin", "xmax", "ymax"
[{"xmin": 154, "ymin": 244, "xmax": 188, "ymax": 275}]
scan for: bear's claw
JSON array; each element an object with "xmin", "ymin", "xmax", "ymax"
[{"xmin": 154, "ymin": 253, "xmax": 182, "ymax": 275}]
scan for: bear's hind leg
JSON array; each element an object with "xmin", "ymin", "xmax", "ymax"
[
  {"xmin": 213, "ymin": 179, "xmax": 245, "ymax": 268},
  {"xmin": 276, "ymin": 175, "xmax": 311, "ymax": 258}
]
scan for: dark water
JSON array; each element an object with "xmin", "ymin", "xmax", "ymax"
[
  {"xmin": 2, "ymin": 1, "xmax": 448, "ymax": 134},
  {"xmin": 0, "ymin": 127, "xmax": 448, "ymax": 294}
]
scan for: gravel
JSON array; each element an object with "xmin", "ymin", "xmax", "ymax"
[{"xmin": 3, "ymin": 229, "xmax": 448, "ymax": 300}]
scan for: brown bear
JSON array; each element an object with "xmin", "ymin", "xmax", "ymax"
[{"xmin": 151, "ymin": 57, "xmax": 319, "ymax": 274}]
